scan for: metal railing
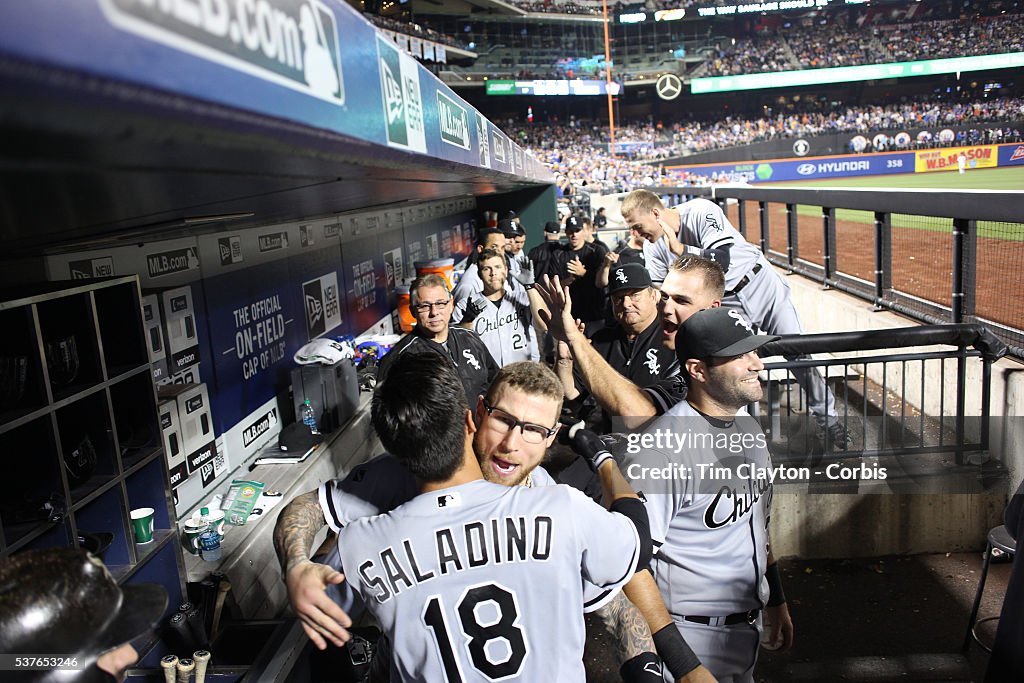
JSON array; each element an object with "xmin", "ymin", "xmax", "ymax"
[
  {"xmin": 655, "ymin": 186, "xmax": 1024, "ymax": 358},
  {"xmin": 755, "ymin": 324, "xmax": 1007, "ymax": 468}
]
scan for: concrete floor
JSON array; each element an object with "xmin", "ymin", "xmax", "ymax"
[{"xmin": 581, "ymin": 551, "xmax": 1012, "ymax": 683}]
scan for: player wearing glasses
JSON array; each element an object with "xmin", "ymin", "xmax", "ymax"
[
  {"xmin": 275, "ymin": 361, "xmax": 716, "ymax": 682},
  {"xmin": 377, "ymin": 272, "xmax": 497, "ymax": 403}
]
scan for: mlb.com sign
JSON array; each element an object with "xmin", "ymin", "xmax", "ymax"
[
  {"xmin": 99, "ymin": 0, "xmax": 344, "ymax": 104},
  {"xmin": 436, "ymin": 91, "xmax": 471, "ymax": 151}
]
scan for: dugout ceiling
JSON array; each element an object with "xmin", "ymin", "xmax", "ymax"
[{"xmin": 0, "ymin": 1, "xmax": 550, "ymax": 257}]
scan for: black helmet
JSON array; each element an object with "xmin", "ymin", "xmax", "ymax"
[{"xmin": 0, "ymin": 548, "xmax": 168, "ymax": 682}]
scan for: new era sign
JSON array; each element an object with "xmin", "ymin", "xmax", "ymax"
[
  {"xmin": 377, "ymin": 35, "xmax": 426, "ymax": 153},
  {"xmin": 303, "ymin": 272, "xmax": 341, "ymax": 338}
]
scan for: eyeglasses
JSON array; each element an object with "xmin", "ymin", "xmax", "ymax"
[
  {"xmin": 413, "ymin": 299, "xmax": 451, "ymax": 313},
  {"xmin": 482, "ymin": 398, "xmax": 558, "ymax": 444}
]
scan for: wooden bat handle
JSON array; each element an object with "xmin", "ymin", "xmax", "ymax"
[
  {"xmin": 175, "ymin": 657, "xmax": 195, "ymax": 683},
  {"xmin": 160, "ymin": 655, "xmax": 178, "ymax": 683},
  {"xmin": 211, "ymin": 581, "xmax": 232, "ymax": 643},
  {"xmin": 193, "ymin": 650, "xmax": 211, "ymax": 683}
]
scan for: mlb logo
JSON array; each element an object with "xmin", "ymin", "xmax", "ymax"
[{"xmin": 436, "ymin": 492, "xmax": 462, "ymax": 508}]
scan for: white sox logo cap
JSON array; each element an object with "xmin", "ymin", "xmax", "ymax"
[
  {"xmin": 608, "ymin": 262, "xmax": 652, "ymax": 294},
  {"xmin": 674, "ymin": 307, "xmax": 779, "ymax": 361}
]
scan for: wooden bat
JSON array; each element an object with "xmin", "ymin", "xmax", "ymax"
[
  {"xmin": 192, "ymin": 650, "xmax": 211, "ymax": 683},
  {"xmin": 175, "ymin": 657, "xmax": 195, "ymax": 683},
  {"xmin": 210, "ymin": 580, "xmax": 232, "ymax": 644},
  {"xmin": 160, "ymin": 655, "xmax": 178, "ymax": 683}
]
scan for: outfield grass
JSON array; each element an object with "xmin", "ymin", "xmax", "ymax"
[
  {"xmin": 759, "ymin": 166, "xmax": 1024, "ymax": 239},
  {"xmin": 761, "ymin": 165, "xmax": 1024, "ymax": 190}
]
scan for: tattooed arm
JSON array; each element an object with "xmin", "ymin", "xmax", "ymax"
[
  {"xmin": 273, "ymin": 490, "xmax": 353, "ymax": 649},
  {"xmin": 594, "ymin": 590, "xmax": 656, "ymax": 663},
  {"xmin": 624, "ymin": 571, "xmax": 718, "ymax": 683}
]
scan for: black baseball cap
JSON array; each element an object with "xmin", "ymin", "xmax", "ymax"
[
  {"xmin": 544, "ymin": 221, "xmax": 561, "ymax": 234},
  {"xmin": 497, "ymin": 218, "xmax": 523, "ymax": 237},
  {"xmin": 608, "ymin": 263, "xmax": 652, "ymax": 294},
  {"xmin": 279, "ymin": 421, "xmax": 322, "ymax": 452},
  {"xmin": 675, "ymin": 307, "xmax": 779, "ymax": 361},
  {"xmin": 565, "ymin": 215, "xmax": 583, "ymax": 233}
]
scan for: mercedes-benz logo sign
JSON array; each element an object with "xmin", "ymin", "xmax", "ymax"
[
  {"xmin": 793, "ymin": 139, "xmax": 810, "ymax": 156},
  {"xmin": 656, "ymin": 74, "xmax": 683, "ymax": 101}
]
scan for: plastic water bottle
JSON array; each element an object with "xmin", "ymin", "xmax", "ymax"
[{"xmin": 301, "ymin": 399, "xmax": 319, "ymax": 435}]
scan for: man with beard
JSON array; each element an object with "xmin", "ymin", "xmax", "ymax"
[
  {"xmin": 620, "ymin": 190, "xmax": 851, "ymax": 451},
  {"xmin": 620, "ymin": 307, "xmax": 794, "ymax": 682},
  {"xmin": 275, "ymin": 361, "xmax": 716, "ymax": 683},
  {"xmin": 454, "ymin": 248, "xmax": 539, "ymax": 365},
  {"xmin": 539, "ymin": 255, "xmax": 725, "ymax": 421},
  {"xmin": 453, "ymin": 222, "xmax": 532, "ymax": 306},
  {"xmin": 333, "ymin": 353, "xmax": 647, "ymax": 681}
]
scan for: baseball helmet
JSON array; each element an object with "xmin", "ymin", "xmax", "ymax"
[{"xmin": 0, "ymin": 548, "xmax": 168, "ymax": 682}]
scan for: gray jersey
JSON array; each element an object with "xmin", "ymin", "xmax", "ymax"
[
  {"xmin": 643, "ymin": 198, "xmax": 762, "ymax": 291},
  {"xmin": 452, "ymin": 293, "xmax": 539, "ymax": 366},
  {"xmin": 337, "ymin": 479, "xmax": 640, "ymax": 683},
  {"xmin": 623, "ymin": 399, "xmax": 771, "ymax": 619},
  {"xmin": 644, "ymin": 198, "xmax": 838, "ymax": 423},
  {"xmin": 318, "ymin": 455, "xmax": 619, "ymax": 613}
]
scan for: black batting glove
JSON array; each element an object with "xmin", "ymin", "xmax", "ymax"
[
  {"xmin": 571, "ymin": 427, "xmax": 614, "ymax": 472},
  {"xmin": 460, "ymin": 294, "xmax": 488, "ymax": 325}
]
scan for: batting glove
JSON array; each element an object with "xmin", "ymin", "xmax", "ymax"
[
  {"xmin": 571, "ymin": 427, "xmax": 614, "ymax": 472},
  {"xmin": 460, "ymin": 294, "xmax": 489, "ymax": 325},
  {"xmin": 512, "ymin": 259, "xmax": 536, "ymax": 289}
]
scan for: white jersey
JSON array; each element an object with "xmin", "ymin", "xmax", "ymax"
[
  {"xmin": 452, "ymin": 262, "xmax": 527, "ymax": 307},
  {"xmin": 643, "ymin": 198, "xmax": 763, "ymax": 291},
  {"xmin": 337, "ymin": 479, "xmax": 641, "ymax": 683},
  {"xmin": 452, "ymin": 293, "xmax": 539, "ymax": 366},
  {"xmin": 622, "ymin": 399, "xmax": 772, "ymax": 619},
  {"xmin": 318, "ymin": 455, "xmax": 620, "ymax": 612}
]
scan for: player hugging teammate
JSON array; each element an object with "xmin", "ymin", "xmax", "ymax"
[{"xmin": 275, "ymin": 209, "xmax": 799, "ymax": 682}]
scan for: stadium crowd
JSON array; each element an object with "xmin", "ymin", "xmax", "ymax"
[
  {"xmin": 704, "ymin": 12, "xmax": 1023, "ymax": 76},
  {"xmin": 502, "ymin": 95, "xmax": 1023, "ymax": 185}
]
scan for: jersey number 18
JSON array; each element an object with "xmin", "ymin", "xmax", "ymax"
[{"xmin": 423, "ymin": 582, "xmax": 528, "ymax": 681}]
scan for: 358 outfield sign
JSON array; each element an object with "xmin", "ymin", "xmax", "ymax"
[{"xmin": 98, "ymin": 0, "xmax": 345, "ymax": 104}]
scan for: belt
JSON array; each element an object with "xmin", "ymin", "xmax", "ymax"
[
  {"xmin": 683, "ymin": 609, "xmax": 759, "ymax": 627},
  {"xmin": 725, "ymin": 263, "xmax": 763, "ymax": 297}
]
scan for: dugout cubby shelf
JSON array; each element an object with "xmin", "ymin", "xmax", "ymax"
[{"xmin": 0, "ymin": 275, "xmax": 185, "ymax": 663}]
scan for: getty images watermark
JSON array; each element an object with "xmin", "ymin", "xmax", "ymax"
[
  {"xmin": 622, "ymin": 427, "xmax": 887, "ymax": 485},
  {"xmin": 602, "ymin": 415, "xmax": 915, "ymax": 496}
]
